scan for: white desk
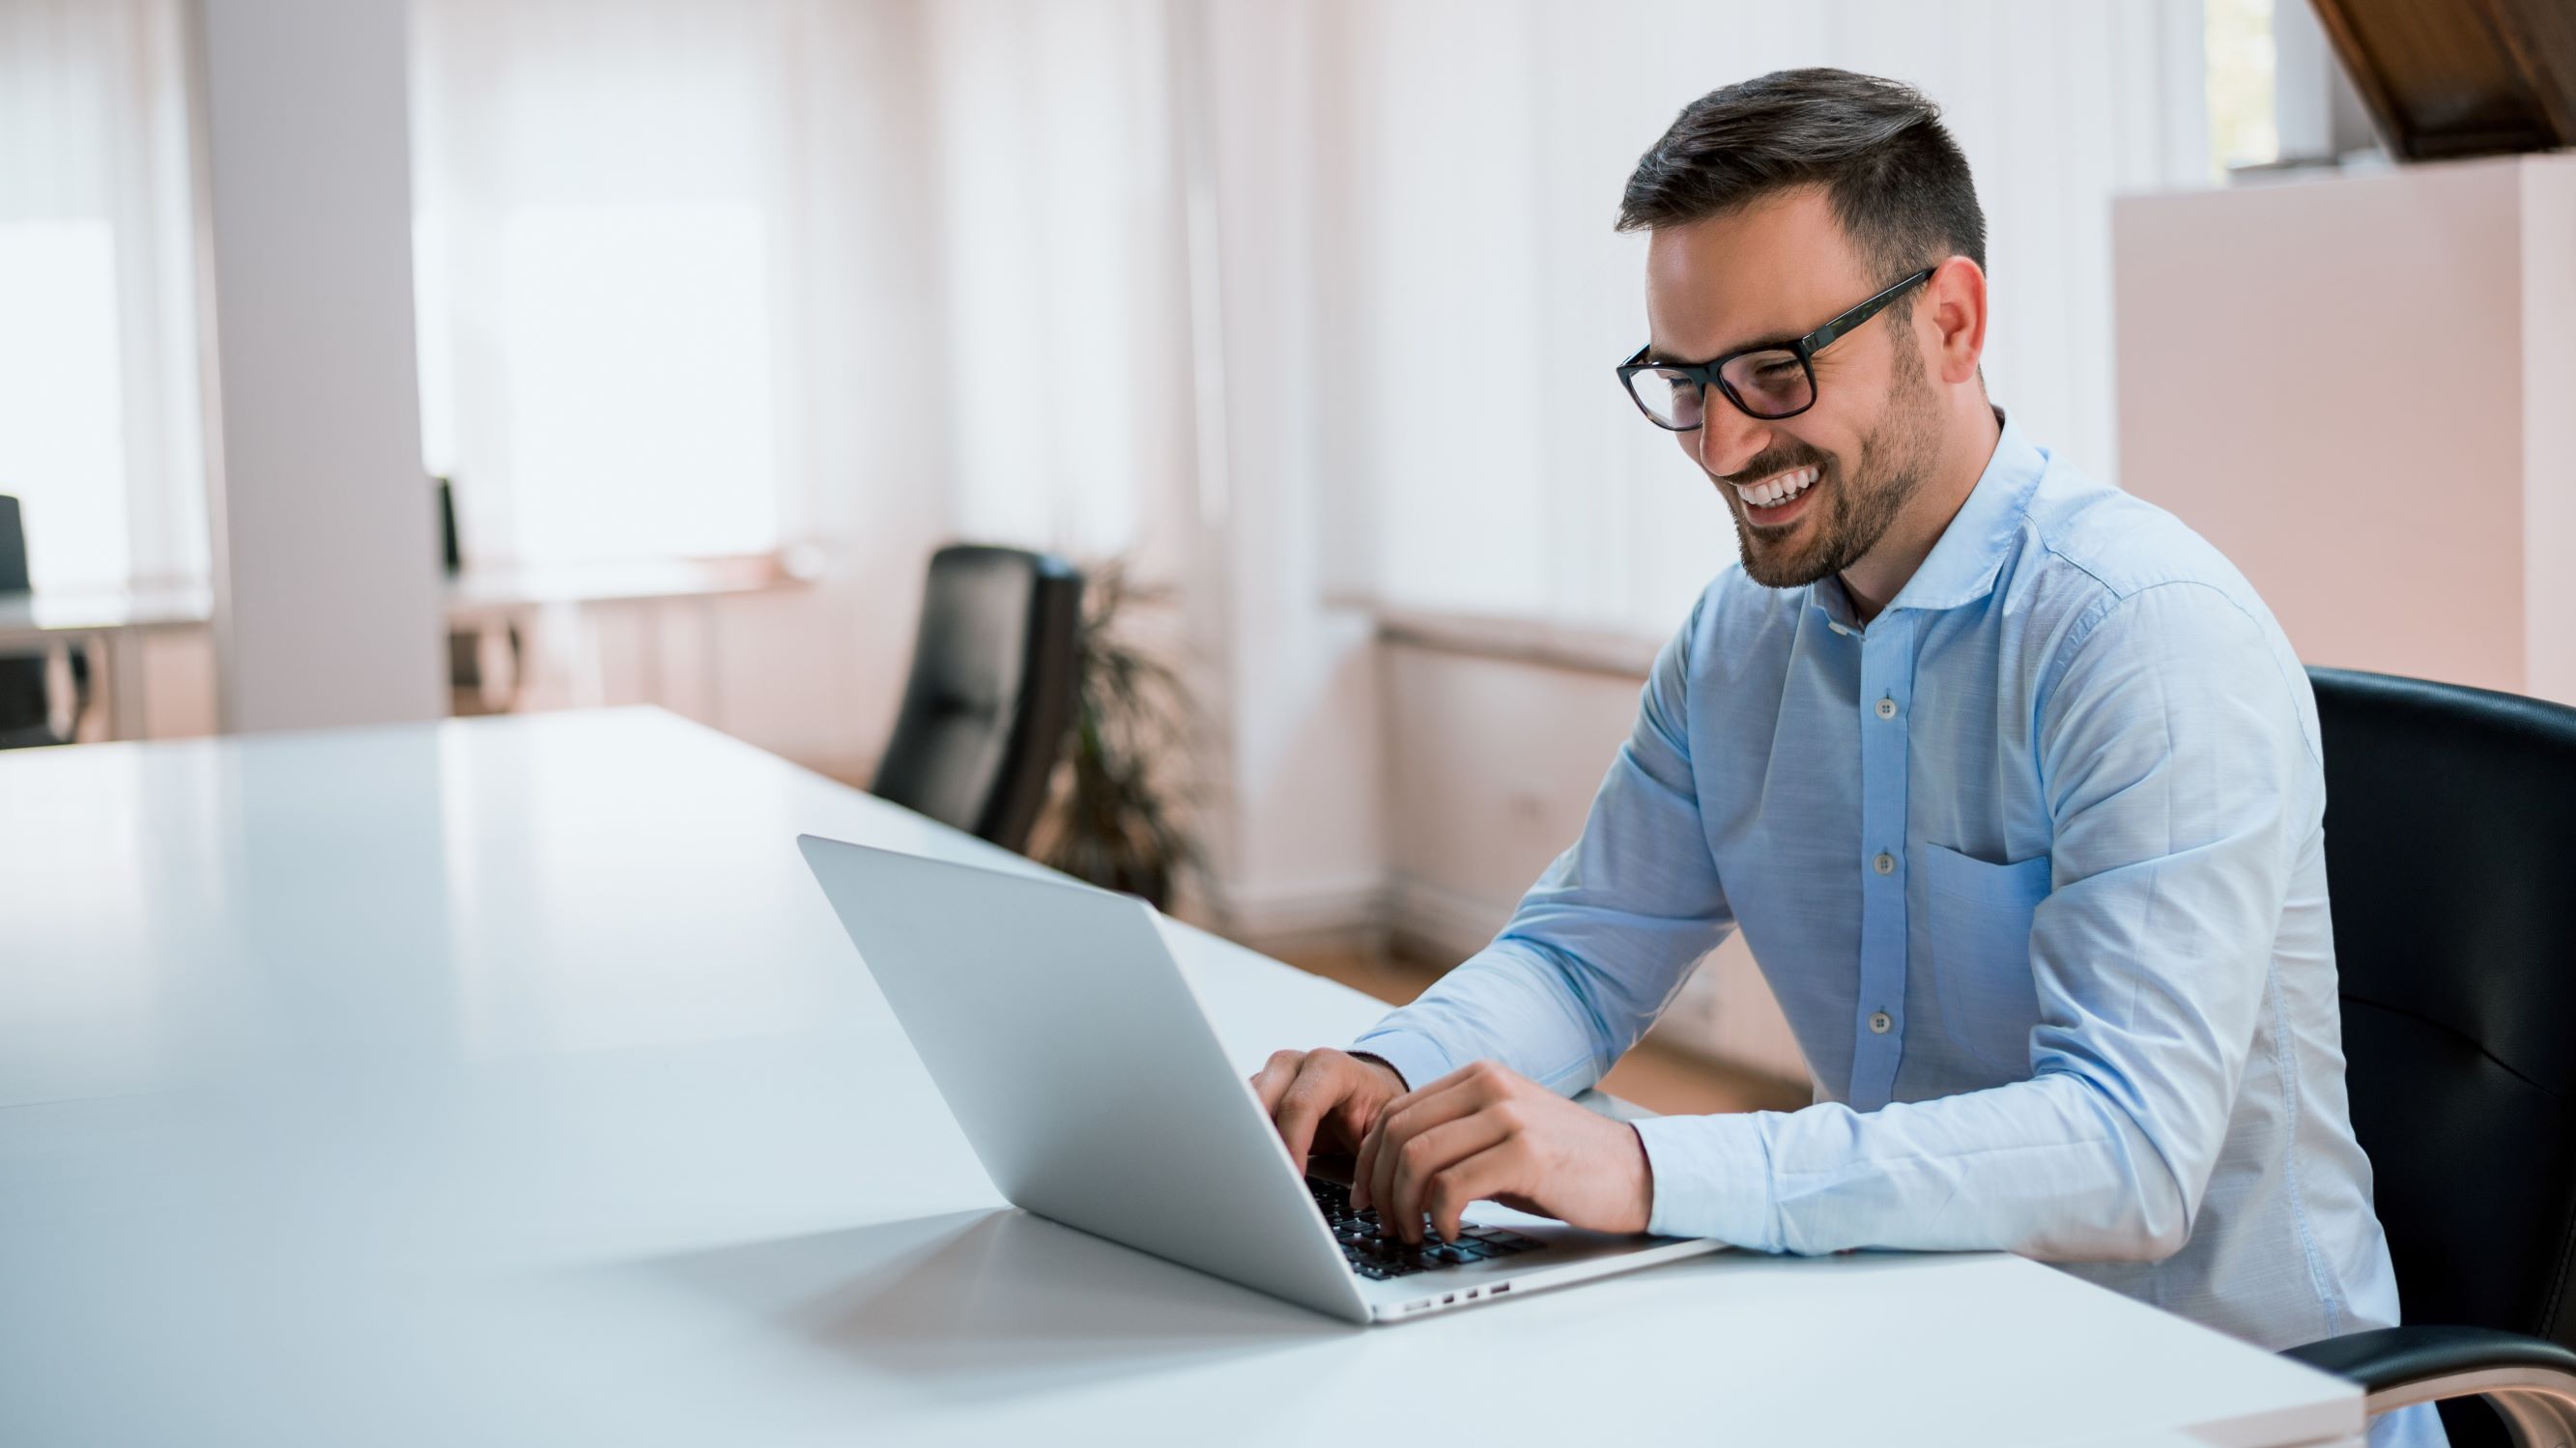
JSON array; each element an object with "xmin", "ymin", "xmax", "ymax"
[{"xmin": 0, "ymin": 709, "xmax": 2367, "ymax": 1447}]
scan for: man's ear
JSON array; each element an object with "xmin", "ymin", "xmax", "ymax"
[{"xmin": 1923, "ymin": 256, "xmax": 1988, "ymax": 386}]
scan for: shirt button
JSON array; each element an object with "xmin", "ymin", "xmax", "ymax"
[
  {"xmin": 1873, "ymin": 851, "xmax": 1895, "ymax": 875},
  {"xmin": 1869, "ymin": 1010, "xmax": 1893, "ymax": 1035},
  {"xmin": 1875, "ymin": 696, "xmax": 1898, "ymax": 720}
]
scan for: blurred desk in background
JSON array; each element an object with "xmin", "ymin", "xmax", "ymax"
[
  {"xmin": 0, "ymin": 583, "xmax": 211, "ymax": 742},
  {"xmin": 443, "ymin": 553, "xmax": 817, "ymax": 717},
  {"xmin": 0, "ymin": 553, "xmax": 816, "ymax": 738}
]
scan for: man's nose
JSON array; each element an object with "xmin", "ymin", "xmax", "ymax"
[{"xmin": 1692, "ymin": 396, "xmax": 1772, "ymax": 480}]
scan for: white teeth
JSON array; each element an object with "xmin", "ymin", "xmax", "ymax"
[{"xmin": 1738, "ymin": 466, "xmax": 1818, "ymax": 508}]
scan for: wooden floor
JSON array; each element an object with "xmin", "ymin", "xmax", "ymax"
[{"xmin": 1269, "ymin": 940, "xmax": 1809, "ymax": 1119}]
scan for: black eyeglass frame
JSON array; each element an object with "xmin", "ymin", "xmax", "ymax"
[{"xmin": 1617, "ymin": 266, "xmax": 1938, "ymax": 429}]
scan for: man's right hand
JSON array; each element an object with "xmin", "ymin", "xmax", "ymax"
[{"xmin": 1249, "ymin": 1048, "xmax": 1409, "ymax": 1171}]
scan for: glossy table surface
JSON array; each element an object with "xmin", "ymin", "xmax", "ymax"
[{"xmin": 0, "ymin": 709, "xmax": 2366, "ymax": 1446}]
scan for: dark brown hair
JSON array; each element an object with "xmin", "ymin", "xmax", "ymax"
[{"xmin": 1617, "ymin": 69, "xmax": 1986, "ymax": 285}]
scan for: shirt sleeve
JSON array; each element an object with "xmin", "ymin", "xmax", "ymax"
[
  {"xmin": 1634, "ymin": 581, "xmax": 2314, "ymax": 1259},
  {"xmin": 1351, "ymin": 590, "xmax": 1738, "ymax": 1100}
]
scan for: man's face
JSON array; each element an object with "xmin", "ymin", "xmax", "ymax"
[{"xmin": 1643, "ymin": 186, "xmax": 1941, "ymax": 590}]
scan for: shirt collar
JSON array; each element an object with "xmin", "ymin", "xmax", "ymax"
[{"xmin": 1809, "ymin": 408, "xmax": 2046, "ymax": 627}]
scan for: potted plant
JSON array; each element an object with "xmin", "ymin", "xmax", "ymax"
[{"xmin": 1033, "ymin": 557, "xmax": 1205, "ymax": 910}]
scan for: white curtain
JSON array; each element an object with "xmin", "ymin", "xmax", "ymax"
[
  {"xmin": 921, "ymin": 0, "xmax": 1198, "ymax": 570},
  {"xmin": 407, "ymin": 0, "xmax": 1197, "ymax": 580},
  {"xmin": 410, "ymin": 0, "xmax": 817, "ymax": 571},
  {"xmin": 1307, "ymin": 0, "xmax": 2210, "ymax": 636},
  {"xmin": 0, "ymin": 0, "xmax": 205, "ymax": 595},
  {"xmin": 408, "ymin": 0, "xmax": 2205, "ymax": 631}
]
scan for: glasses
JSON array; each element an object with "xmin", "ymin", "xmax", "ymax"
[{"xmin": 1616, "ymin": 267, "xmax": 1936, "ymax": 430}]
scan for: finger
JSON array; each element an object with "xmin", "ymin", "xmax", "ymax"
[
  {"xmin": 1420, "ymin": 1140, "xmax": 1529, "ymax": 1246},
  {"xmin": 1364, "ymin": 1074, "xmax": 1492, "ymax": 1235},
  {"xmin": 1270, "ymin": 1058, "xmax": 1343, "ymax": 1171},
  {"xmin": 1352, "ymin": 1106, "xmax": 1382, "ymax": 1214},
  {"xmin": 1343, "ymin": 1065, "xmax": 1414, "ymax": 1211},
  {"xmin": 1328, "ymin": 1092, "xmax": 1378, "ymax": 1161},
  {"xmin": 1355, "ymin": 1061, "xmax": 1454, "ymax": 1211},
  {"xmin": 1388, "ymin": 1111, "xmax": 1513, "ymax": 1243},
  {"xmin": 1249, "ymin": 1050, "xmax": 1303, "ymax": 1117}
]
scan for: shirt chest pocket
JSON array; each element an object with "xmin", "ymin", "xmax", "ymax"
[{"xmin": 1917, "ymin": 841, "xmax": 2052, "ymax": 1074}]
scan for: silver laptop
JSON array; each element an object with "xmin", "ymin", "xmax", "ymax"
[{"xmin": 798, "ymin": 834, "xmax": 1725, "ymax": 1324}]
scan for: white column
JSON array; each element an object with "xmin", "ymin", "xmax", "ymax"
[{"xmin": 194, "ymin": 0, "xmax": 442, "ymax": 733}]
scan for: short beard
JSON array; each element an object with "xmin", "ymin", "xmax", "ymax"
[{"xmin": 1729, "ymin": 338, "xmax": 1942, "ymax": 591}]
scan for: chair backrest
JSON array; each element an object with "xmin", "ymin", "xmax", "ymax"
[
  {"xmin": 2309, "ymin": 666, "xmax": 2576, "ymax": 1345},
  {"xmin": 871, "ymin": 545, "xmax": 1081, "ymax": 853},
  {"xmin": 0, "ymin": 495, "xmax": 28, "ymax": 593},
  {"xmin": 0, "ymin": 495, "xmax": 53, "ymax": 740}
]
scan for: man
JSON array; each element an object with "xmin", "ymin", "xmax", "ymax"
[{"xmin": 1252, "ymin": 70, "xmax": 2441, "ymax": 1447}]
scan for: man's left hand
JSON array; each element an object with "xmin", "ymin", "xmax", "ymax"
[{"xmin": 1352, "ymin": 1059, "xmax": 1654, "ymax": 1243}]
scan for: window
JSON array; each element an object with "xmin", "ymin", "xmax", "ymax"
[
  {"xmin": 2207, "ymin": 0, "xmax": 2281, "ymax": 176},
  {"xmin": 0, "ymin": 0, "xmax": 206, "ymax": 596},
  {"xmin": 409, "ymin": 0, "xmax": 807, "ymax": 572}
]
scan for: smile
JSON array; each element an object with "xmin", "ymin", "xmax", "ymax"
[{"xmin": 1733, "ymin": 465, "xmax": 1819, "ymax": 508}]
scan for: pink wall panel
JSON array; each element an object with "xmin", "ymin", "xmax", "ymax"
[{"xmin": 2114, "ymin": 158, "xmax": 2532, "ymax": 696}]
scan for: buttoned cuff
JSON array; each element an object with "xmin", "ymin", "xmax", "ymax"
[
  {"xmin": 1632, "ymin": 1111, "xmax": 1781, "ymax": 1251},
  {"xmin": 1346, "ymin": 1028, "xmax": 1456, "ymax": 1098}
]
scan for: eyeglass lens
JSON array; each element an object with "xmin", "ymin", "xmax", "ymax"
[{"xmin": 1634, "ymin": 348, "xmax": 1813, "ymax": 427}]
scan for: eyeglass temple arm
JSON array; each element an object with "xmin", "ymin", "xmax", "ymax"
[{"xmin": 1802, "ymin": 267, "xmax": 1938, "ymax": 358}]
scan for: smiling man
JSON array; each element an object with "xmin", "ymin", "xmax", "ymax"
[{"xmin": 1252, "ymin": 69, "xmax": 2441, "ymax": 1448}]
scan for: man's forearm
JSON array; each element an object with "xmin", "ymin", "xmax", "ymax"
[{"xmin": 1634, "ymin": 1069, "xmax": 2195, "ymax": 1261}]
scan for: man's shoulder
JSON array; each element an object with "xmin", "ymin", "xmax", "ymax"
[
  {"xmin": 2007, "ymin": 451, "xmax": 2322, "ymax": 758},
  {"xmin": 2003, "ymin": 453, "xmax": 2281, "ymax": 645},
  {"xmin": 2020, "ymin": 458, "xmax": 2251, "ymax": 596}
]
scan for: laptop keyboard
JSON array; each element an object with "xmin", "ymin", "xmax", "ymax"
[{"xmin": 1308, "ymin": 1177, "xmax": 1546, "ymax": 1280}]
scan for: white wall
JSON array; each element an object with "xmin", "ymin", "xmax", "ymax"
[{"xmin": 2519, "ymin": 158, "xmax": 2576, "ymax": 706}]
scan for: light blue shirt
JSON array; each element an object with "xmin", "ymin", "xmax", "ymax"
[{"xmin": 1355, "ymin": 414, "xmax": 2441, "ymax": 1447}]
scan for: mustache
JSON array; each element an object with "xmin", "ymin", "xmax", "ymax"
[{"xmin": 1719, "ymin": 445, "xmax": 1833, "ymax": 489}]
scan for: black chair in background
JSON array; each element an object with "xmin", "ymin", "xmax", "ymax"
[
  {"xmin": 2280, "ymin": 667, "xmax": 2576, "ymax": 1447},
  {"xmin": 0, "ymin": 495, "xmax": 90, "ymax": 750},
  {"xmin": 439, "ymin": 477, "xmax": 523, "ymax": 717},
  {"xmin": 871, "ymin": 544, "xmax": 1081, "ymax": 854}
]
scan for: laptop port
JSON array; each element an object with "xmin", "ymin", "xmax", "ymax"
[{"xmin": 1492, "ymin": 1282, "xmax": 1511, "ymax": 1293}]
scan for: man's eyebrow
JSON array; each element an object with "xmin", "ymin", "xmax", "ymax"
[
  {"xmin": 1645, "ymin": 343, "xmax": 1724, "ymax": 368},
  {"xmin": 1647, "ymin": 329, "xmax": 1800, "ymax": 367}
]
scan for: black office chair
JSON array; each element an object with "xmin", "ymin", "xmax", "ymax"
[
  {"xmin": 2279, "ymin": 667, "xmax": 2576, "ymax": 1447},
  {"xmin": 870, "ymin": 544, "xmax": 1082, "ymax": 854},
  {"xmin": 0, "ymin": 494, "xmax": 90, "ymax": 750}
]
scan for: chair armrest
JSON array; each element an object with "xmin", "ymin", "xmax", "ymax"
[{"xmin": 2281, "ymin": 1325, "xmax": 2576, "ymax": 1447}]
